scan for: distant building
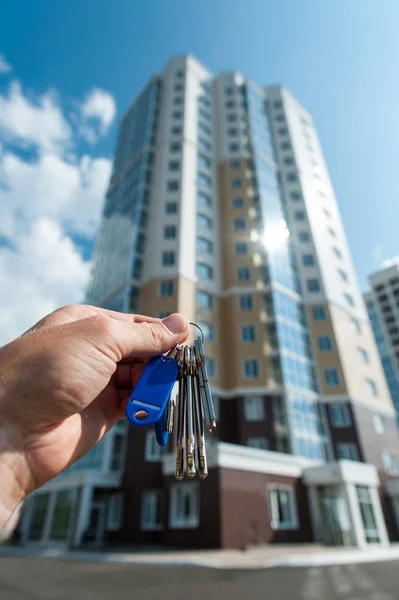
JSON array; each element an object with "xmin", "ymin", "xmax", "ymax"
[{"xmin": 18, "ymin": 55, "xmax": 399, "ymax": 551}]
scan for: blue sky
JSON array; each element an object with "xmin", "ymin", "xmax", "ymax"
[{"xmin": 0, "ymin": 0, "xmax": 398, "ymax": 339}]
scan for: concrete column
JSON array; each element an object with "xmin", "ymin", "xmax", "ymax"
[
  {"xmin": 345, "ymin": 483, "xmax": 366, "ymax": 548},
  {"xmin": 307, "ymin": 486, "xmax": 323, "ymax": 543},
  {"xmin": 42, "ymin": 492, "xmax": 57, "ymax": 543},
  {"xmin": 369, "ymin": 485, "xmax": 390, "ymax": 546},
  {"xmin": 73, "ymin": 485, "xmax": 93, "ymax": 547}
]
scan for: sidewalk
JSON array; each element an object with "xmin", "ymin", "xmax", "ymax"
[{"xmin": 2, "ymin": 543, "xmax": 399, "ymax": 569}]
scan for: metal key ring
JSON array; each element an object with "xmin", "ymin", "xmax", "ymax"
[{"xmin": 189, "ymin": 322, "xmax": 205, "ymax": 343}]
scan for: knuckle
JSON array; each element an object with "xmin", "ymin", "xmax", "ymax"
[{"xmin": 145, "ymin": 322, "xmax": 166, "ymax": 352}]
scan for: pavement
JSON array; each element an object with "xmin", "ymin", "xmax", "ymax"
[
  {"xmin": 1, "ymin": 556, "xmax": 399, "ymax": 599},
  {"xmin": 2, "ymin": 542, "xmax": 399, "ymax": 569}
]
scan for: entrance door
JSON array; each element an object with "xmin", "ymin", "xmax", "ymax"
[
  {"xmin": 318, "ymin": 486, "xmax": 350, "ymax": 546},
  {"xmin": 84, "ymin": 502, "xmax": 106, "ymax": 546}
]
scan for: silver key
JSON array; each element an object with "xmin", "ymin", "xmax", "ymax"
[
  {"xmin": 184, "ymin": 346, "xmax": 196, "ymax": 478},
  {"xmin": 192, "ymin": 357, "xmax": 208, "ymax": 479},
  {"xmin": 175, "ymin": 359, "xmax": 185, "ymax": 480},
  {"xmin": 194, "ymin": 338, "xmax": 216, "ymax": 432}
]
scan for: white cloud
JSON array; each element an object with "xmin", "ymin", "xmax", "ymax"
[
  {"xmin": 0, "ymin": 78, "xmax": 116, "ymax": 344},
  {"xmin": 0, "ymin": 54, "xmax": 12, "ymax": 74},
  {"xmin": 0, "ymin": 81, "xmax": 72, "ymax": 155},
  {"xmin": 381, "ymin": 256, "xmax": 399, "ymax": 269},
  {"xmin": 80, "ymin": 88, "xmax": 116, "ymax": 142}
]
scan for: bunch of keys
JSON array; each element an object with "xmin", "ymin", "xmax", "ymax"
[{"xmin": 125, "ymin": 323, "xmax": 216, "ymax": 480}]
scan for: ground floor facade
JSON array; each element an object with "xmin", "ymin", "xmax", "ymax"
[{"xmin": 17, "ymin": 442, "xmax": 399, "ymax": 551}]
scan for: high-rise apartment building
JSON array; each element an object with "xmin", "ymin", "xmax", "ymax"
[
  {"xmin": 19, "ymin": 56, "xmax": 399, "ymax": 550},
  {"xmin": 365, "ymin": 263, "xmax": 399, "ymax": 420}
]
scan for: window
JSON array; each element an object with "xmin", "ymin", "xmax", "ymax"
[
  {"xmin": 49, "ymin": 490, "xmax": 74, "ymax": 541},
  {"xmin": 302, "ymin": 254, "xmax": 315, "ymax": 266},
  {"xmin": 205, "ymin": 357, "xmax": 216, "ymax": 378},
  {"xmin": 229, "ymin": 143, "xmax": 239, "ymax": 153},
  {"xmin": 351, "ymin": 317, "xmax": 361, "ymax": 334},
  {"xmin": 383, "ymin": 452, "xmax": 399, "ymax": 475},
  {"xmin": 344, "ymin": 293, "xmax": 355, "ymax": 307},
  {"xmin": 230, "ymin": 159, "xmax": 241, "ymax": 169},
  {"xmin": 373, "ymin": 414, "xmax": 386, "ymax": 434},
  {"xmin": 159, "ymin": 280, "xmax": 174, "ymax": 297},
  {"xmin": 228, "ymin": 127, "xmax": 238, "ymax": 136},
  {"xmin": 197, "ymin": 237, "xmax": 213, "ymax": 254},
  {"xmin": 172, "ymin": 111, "xmax": 183, "ymax": 120},
  {"xmin": 169, "ymin": 142, "xmax": 181, "ymax": 153},
  {"xmin": 231, "ymin": 178, "xmax": 242, "ymax": 188},
  {"xmin": 275, "ymin": 113, "xmax": 285, "ymax": 122},
  {"xmin": 247, "ymin": 437, "xmax": 268, "ymax": 449},
  {"xmin": 278, "ymin": 127, "xmax": 288, "ymax": 135},
  {"xmin": 328, "ymin": 227, "xmax": 337, "ymax": 237},
  {"xmin": 198, "ymin": 154, "xmax": 211, "ymax": 169},
  {"xmin": 141, "ymin": 491, "xmax": 163, "ymax": 530},
  {"xmin": 273, "ymin": 100, "xmax": 283, "ymax": 109},
  {"xmin": 175, "ymin": 70, "xmax": 184, "ymax": 78},
  {"xmin": 197, "ymin": 321, "xmax": 215, "ymax": 342},
  {"xmin": 333, "ymin": 246, "xmax": 342, "ymax": 259},
  {"xmin": 356, "ymin": 486, "xmax": 380, "ymax": 543},
  {"xmin": 198, "ymin": 137, "xmax": 211, "ymax": 151},
  {"xmin": 162, "ymin": 251, "xmax": 175, "ymax": 266},
  {"xmin": 226, "ymin": 113, "xmax": 237, "ymax": 122},
  {"xmin": 174, "ymin": 84, "xmax": 183, "ymax": 92},
  {"xmin": 365, "ymin": 378, "xmax": 378, "ymax": 397},
  {"xmin": 166, "ymin": 202, "xmax": 177, "ymax": 214},
  {"xmin": 290, "ymin": 191, "xmax": 301, "ymax": 201},
  {"xmin": 198, "ymin": 122, "xmax": 211, "ymax": 136},
  {"xmin": 338, "ymin": 269, "xmax": 348, "ymax": 282},
  {"xmin": 196, "ymin": 290, "xmax": 213, "ymax": 309},
  {"xmin": 197, "ymin": 191, "xmax": 211, "ymax": 208},
  {"xmin": 286, "ymin": 173, "xmax": 297, "ymax": 183},
  {"xmin": 283, "ymin": 157, "xmax": 294, "ymax": 165},
  {"xmin": 168, "ymin": 160, "xmax": 180, "ymax": 172},
  {"xmin": 234, "ymin": 218, "xmax": 246, "ymax": 231},
  {"xmin": 281, "ymin": 141, "xmax": 291, "ymax": 150},
  {"xmin": 198, "ymin": 214, "xmax": 212, "ymax": 229},
  {"xmin": 241, "ymin": 325, "xmax": 256, "ymax": 343},
  {"xmin": 243, "ymin": 359, "xmax": 259, "ymax": 379},
  {"xmin": 167, "ymin": 180, "xmax": 179, "ymax": 192},
  {"xmin": 170, "ymin": 483, "xmax": 199, "ymax": 528},
  {"xmin": 196, "ymin": 263, "xmax": 213, "ymax": 280},
  {"xmin": 145, "ymin": 431, "xmax": 163, "ymax": 461},
  {"xmin": 27, "ymin": 493, "xmax": 50, "ymax": 541},
  {"xmin": 307, "ymin": 279, "xmax": 321, "ymax": 292},
  {"xmin": 237, "ymin": 266, "xmax": 251, "ymax": 281},
  {"xmin": 294, "ymin": 211, "xmax": 305, "ymax": 221},
  {"xmin": 269, "ymin": 487, "xmax": 298, "ymax": 530},
  {"xmin": 313, "ymin": 305, "xmax": 327, "ymax": 321},
  {"xmin": 357, "ymin": 348, "xmax": 369, "ymax": 363},
  {"xmin": 198, "ymin": 172, "xmax": 212, "ymax": 188},
  {"xmin": 244, "ymin": 396, "xmax": 264, "ymax": 421},
  {"xmin": 329, "ymin": 403, "xmax": 351, "ymax": 427},
  {"xmin": 299, "ymin": 231, "xmax": 310, "ymax": 242},
  {"xmin": 107, "ymin": 493, "xmax": 123, "ymax": 531},
  {"xmin": 174, "ymin": 97, "xmax": 183, "ymax": 106},
  {"xmin": 225, "ymin": 86, "xmax": 234, "ymax": 95},
  {"xmin": 239, "ymin": 295, "xmax": 253, "ymax": 311},
  {"xmin": 171, "ymin": 126, "xmax": 182, "ymax": 135},
  {"xmin": 318, "ymin": 336, "xmax": 333, "ymax": 352},
  {"xmin": 324, "ymin": 368, "xmax": 341, "ymax": 387},
  {"xmin": 164, "ymin": 225, "xmax": 176, "ymax": 239},
  {"xmin": 337, "ymin": 443, "xmax": 359, "ymax": 461},
  {"xmin": 324, "ymin": 207, "xmax": 331, "ymax": 218},
  {"xmin": 236, "ymin": 242, "xmax": 248, "ymax": 255},
  {"xmin": 232, "ymin": 197, "xmax": 244, "ymax": 208}
]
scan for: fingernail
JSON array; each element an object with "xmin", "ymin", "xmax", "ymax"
[{"xmin": 162, "ymin": 313, "xmax": 187, "ymax": 335}]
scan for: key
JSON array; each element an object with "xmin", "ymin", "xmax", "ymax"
[
  {"xmin": 184, "ymin": 346, "xmax": 196, "ymax": 478},
  {"xmin": 166, "ymin": 379, "xmax": 179, "ymax": 434},
  {"xmin": 192, "ymin": 355, "xmax": 208, "ymax": 479},
  {"xmin": 175, "ymin": 354, "xmax": 186, "ymax": 480},
  {"xmin": 194, "ymin": 338, "xmax": 216, "ymax": 432}
]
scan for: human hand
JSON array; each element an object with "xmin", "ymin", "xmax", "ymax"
[{"xmin": 0, "ymin": 305, "xmax": 189, "ymax": 528}]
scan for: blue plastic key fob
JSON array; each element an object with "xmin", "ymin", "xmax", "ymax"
[
  {"xmin": 125, "ymin": 355, "xmax": 179, "ymax": 427},
  {"xmin": 155, "ymin": 408, "xmax": 169, "ymax": 447}
]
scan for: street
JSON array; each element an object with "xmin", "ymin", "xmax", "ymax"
[{"xmin": 0, "ymin": 557, "xmax": 398, "ymax": 600}]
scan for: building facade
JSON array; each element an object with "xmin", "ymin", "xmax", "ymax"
[
  {"xmin": 365, "ymin": 263, "xmax": 399, "ymax": 420},
  {"xmin": 19, "ymin": 55, "xmax": 399, "ymax": 550}
]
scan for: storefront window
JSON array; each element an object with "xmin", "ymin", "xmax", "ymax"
[
  {"xmin": 356, "ymin": 486, "xmax": 380, "ymax": 543},
  {"xmin": 49, "ymin": 490, "xmax": 74, "ymax": 541},
  {"xmin": 27, "ymin": 493, "xmax": 50, "ymax": 541}
]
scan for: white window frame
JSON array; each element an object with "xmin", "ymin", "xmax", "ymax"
[
  {"xmin": 318, "ymin": 335, "xmax": 333, "ymax": 352},
  {"xmin": 243, "ymin": 396, "xmax": 265, "ymax": 421},
  {"xmin": 169, "ymin": 483, "xmax": 199, "ymax": 529},
  {"xmin": 243, "ymin": 359, "xmax": 260, "ymax": 379},
  {"xmin": 324, "ymin": 368, "xmax": 341, "ymax": 388},
  {"xmin": 237, "ymin": 266, "xmax": 251, "ymax": 281},
  {"xmin": 383, "ymin": 451, "xmax": 399, "ymax": 475},
  {"xmin": 357, "ymin": 347, "xmax": 369, "ymax": 363},
  {"xmin": 373, "ymin": 414, "xmax": 386, "ymax": 435},
  {"xmin": 329, "ymin": 403, "xmax": 351, "ymax": 427},
  {"xmin": 337, "ymin": 443, "xmax": 359, "ymax": 461},
  {"xmin": 159, "ymin": 280, "xmax": 174, "ymax": 297},
  {"xmin": 241, "ymin": 325, "xmax": 256, "ymax": 343},
  {"xmin": 141, "ymin": 491, "xmax": 163, "ymax": 531},
  {"xmin": 365, "ymin": 378, "xmax": 378, "ymax": 397},
  {"xmin": 268, "ymin": 486, "xmax": 298, "ymax": 531},
  {"xmin": 107, "ymin": 493, "xmax": 123, "ymax": 531},
  {"xmin": 239, "ymin": 295, "xmax": 253, "ymax": 311},
  {"xmin": 247, "ymin": 437, "xmax": 268, "ymax": 450},
  {"xmin": 145, "ymin": 431, "xmax": 163, "ymax": 462}
]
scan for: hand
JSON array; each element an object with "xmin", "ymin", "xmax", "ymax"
[{"xmin": 0, "ymin": 305, "xmax": 189, "ymax": 528}]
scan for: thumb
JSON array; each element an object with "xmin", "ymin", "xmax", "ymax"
[{"xmin": 98, "ymin": 313, "xmax": 190, "ymax": 361}]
